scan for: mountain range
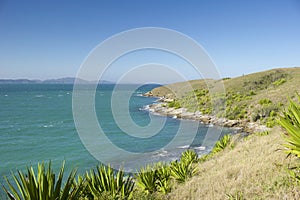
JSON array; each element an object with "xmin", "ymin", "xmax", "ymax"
[{"xmin": 0, "ymin": 77, "xmax": 113, "ymax": 84}]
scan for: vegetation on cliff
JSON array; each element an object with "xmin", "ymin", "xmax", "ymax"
[{"xmin": 150, "ymin": 68, "xmax": 300, "ymax": 128}]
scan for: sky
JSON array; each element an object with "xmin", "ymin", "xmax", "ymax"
[{"xmin": 0, "ymin": 0, "xmax": 300, "ymax": 83}]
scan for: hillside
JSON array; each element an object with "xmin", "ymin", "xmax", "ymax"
[
  {"xmin": 144, "ymin": 67, "xmax": 300, "ymax": 199},
  {"xmin": 149, "ymin": 67, "xmax": 300, "ymax": 100},
  {"xmin": 168, "ymin": 127, "xmax": 300, "ymax": 199},
  {"xmin": 146, "ymin": 67, "xmax": 300, "ymax": 128}
]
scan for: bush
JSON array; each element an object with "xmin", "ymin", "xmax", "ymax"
[
  {"xmin": 278, "ymin": 96, "xmax": 300, "ymax": 157},
  {"xmin": 212, "ymin": 135, "xmax": 232, "ymax": 154},
  {"xmin": 180, "ymin": 149, "xmax": 198, "ymax": 165},
  {"xmin": 170, "ymin": 150, "xmax": 198, "ymax": 183},
  {"xmin": 170, "ymin": 160, "xmax": 197, "ymax": 183},
  {"xmin": 135, "ymin": 162, "xmax": 171, "ymax": 195},
  {"xmin": 249, "ymin": 90, "xmax": 256, "ymax": 96},
  {"xmin": 168, "ymin": 100, "xmax": 181, "ymax": 109},
  {"xmin": 255, "ymin": 131, "xmax": 270, "ymax": 136},
  {"xmin": 272, "ymin": 78, "xmax": 286, "ymax": 86},
  {"xmin": 85, "ymin": 164, "xmax": 134, "ymax": 199},
  {"xmin": 3, "ymin": 161, "xmax": 82, "ymax": 200},
  {"xmin": 259, "ymin": 98, "xmax": 272, "ymax": 105},
  {"xmin": 135, "ymin": 165, "xmax": 158, "ymax": 194}
]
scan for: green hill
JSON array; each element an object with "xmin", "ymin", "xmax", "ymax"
[
  {"xmin": 147, "ymin": 67, "xmax": 300, "ymax": 127},
  {"xmin": 144, "ymin": 67, "xmax": 300, "ymax": 199}
]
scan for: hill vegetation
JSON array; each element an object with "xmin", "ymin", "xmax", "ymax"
[{"xmin": 148, "ymin": 67, "xmax": 300, "ymax": 128}]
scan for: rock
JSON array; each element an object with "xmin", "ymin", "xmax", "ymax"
[
  {"xmin": 224, "ymin": 120, "xmax": 239, "ymax": 127},
  {"xmin": 163, "ymin": 98, "xmax": 174, "ymax": 103},
  {"xmin": 143, "ymin": 91, "xmax": 153, "ymax": 97},
  {"xmin": 199, "ymin": 116, "xmax": 211, "ymax": 124}
]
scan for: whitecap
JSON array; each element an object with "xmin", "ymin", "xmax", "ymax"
[
  {"xmin": 194, "ymin": 146, "xmax": 206, "ymax": 151},
  {"xmin": 152, "ymin": 149, "xmax": 168, "ymax": 157},
  {"xmin": 4, "ymin": 94, "xmax": 8, "ymax": 97},
  {"xmin": 177, "ymin": 145, "xmax": 190, "ymax": 149},
  {"xmin": 35, "ymin": 95, "xmax": 44, "ymax": 98},
  {"xmin": 43, "ymin": 124, "xmax": 53, "ymax": 128}
]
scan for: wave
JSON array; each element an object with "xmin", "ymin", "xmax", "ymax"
[
  {"xmin": 193, "ymin": 146, "xmax": 206, "ymax": 151},
  {"xmin": 152, "ymin": 149, "xmax": 168, "ymax": 158},
  {"xmin": 34, "ymin": 95, "xmax": 44, "ymax": 98},
  {"xmin": 43, "ymin": 124, "xmax": 53, "ymax": 128},
  {"xmin": 177, "ymin": 145, "xmax": 190, "ymax": 149}
]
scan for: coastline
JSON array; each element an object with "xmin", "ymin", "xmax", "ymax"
[{"xmin": 143, "ymin": 93, "xmax": 270, "ymax": 134}]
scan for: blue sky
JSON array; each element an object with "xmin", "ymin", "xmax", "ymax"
[{"xmin": 0, "ymin": 0, "xmax": 300, "ymax": 83}]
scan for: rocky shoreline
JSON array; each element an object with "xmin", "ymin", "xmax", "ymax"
[{"xmin": 144, "ymin": 93, "xmax": 270, "ymax": 134}]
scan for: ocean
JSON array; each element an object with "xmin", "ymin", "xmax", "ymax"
[{"xmin": 0, "ymin": 84, "xmax": 231, "ymax": 196}]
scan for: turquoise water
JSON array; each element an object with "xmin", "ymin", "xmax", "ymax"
[{"xmin": 0, "ymin": 84, "xmax": 230, "ymax": 196}]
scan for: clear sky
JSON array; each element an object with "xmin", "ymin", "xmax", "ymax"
[{"xmin": 0, "ymin": 0, "xmax": 300, "ymax": 83}]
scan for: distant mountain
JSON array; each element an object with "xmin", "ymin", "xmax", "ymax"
[
  {"xmin": 0, "ymin": 78, "xmax": 114, "ymax": 84},
  {"xmin": 0, "ymin": 79, "xmax": 42, "ymax": 84},
  {"xmin": 42, "ymin": 77, "xmax": 88, "ymax": 84}
]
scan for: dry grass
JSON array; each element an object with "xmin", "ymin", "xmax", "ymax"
[
  {"xmin": 151, "ymin": 67, "xmax": 300, "ymax": 105},
  {"xmin": 168, "ymin": 127, "xmax": 300, "ymax": 200}
]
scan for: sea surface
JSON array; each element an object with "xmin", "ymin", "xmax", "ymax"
[{"xmin": 0, "ymin": 84, "xmax": 231, "ymax": 196}]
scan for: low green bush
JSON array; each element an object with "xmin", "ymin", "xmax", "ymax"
[{"xmin": 272, "ymin": 78, "xmax": 286, "ymax": 86}]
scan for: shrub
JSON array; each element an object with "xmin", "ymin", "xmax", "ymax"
[
  {"xmin": 266, "ymin": 117, "xmax": 277, "ymax": 128},
  {"xmin": 259, "ymin": 98, "xmax": 272, "ymax": 105},
  {"xmin": 154, "ymin": 163, "xmax": 171, "ymax": 194},
  {"xmin": 74, "ymin": 174, "xmax": 91, "ymax": 199},
  {"xmin": 85, "ymin": 164, "xmax": 134, "ymax": 199},
  {"xmin": 272, "ymin": 78, "xmax": 286, "ymax": 86},
  {"xmin": 255, "ymin": 131, "xmax": 270, "ymax": 136},
  {"xmin": 180, "ymin": 149, "xmax": 198, "ymax": 165},
  {"xmin": 170, "ymin": 160, "xmax": 197, "ymax": 183},
  {"xmin": 168, "ymin": 100, "xmax": 181, "ymax": 109},
  {"xmin": 212, "ymin": 135, "xmax": 232, "ymax": 154},
  {"xmin": 169, "ymin": 150, "xmax": 198, "ymax": 183},
  {"xmin": 249, "ymin": 90, "xmax": 256, "ymax": 96},
  {"xmin": 135, "ymin": 162, "xmax": 171, "ymax": 195},
  {"xmin": 135, "ymin": 165, "xmax": 158, "ymax": 194},
  {"xmin": 278, "ymin": 97, "xmax": 300, "ymax": 157},
  {"xmin": 3, "ymin": 161, "xmax": 82, "ymax": 200}
]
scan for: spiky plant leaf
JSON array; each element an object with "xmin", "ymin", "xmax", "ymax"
[
  {"xmin": 212, "ymin": 134, "xmax": 232, "ymax": 154},
  {"xmin": 2, "ymin": 161, "xmax": 82, "ymax": 200},
  {"xmin": 135, "ymin": 165, "xmax": 157, "ymax": 194},
  {"xmin": 279, "ymin": 97, "xmax": 300, "ymax": 157},
  {"xmin": 180, "ymin": 149, "xmax": 198, "ymax": 165},
  {"xmin": 85, "ymin": 164, "xmax": 134, "ymax": 199}
]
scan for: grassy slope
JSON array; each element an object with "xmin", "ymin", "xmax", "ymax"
[
  {"xmin": 150, "ymin": 67, "xmax": 300, "ymax": 125},
  {"xmin": 168, "ymin": 128, "xmax": 300, "ymax": 199},
  {"xmin": 151, "ymin": 67, "xmax": 300, "ymax": 103},
  {"xmin": 149, "ymin": 67, "xmax": 300, "ymax": 199}
]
